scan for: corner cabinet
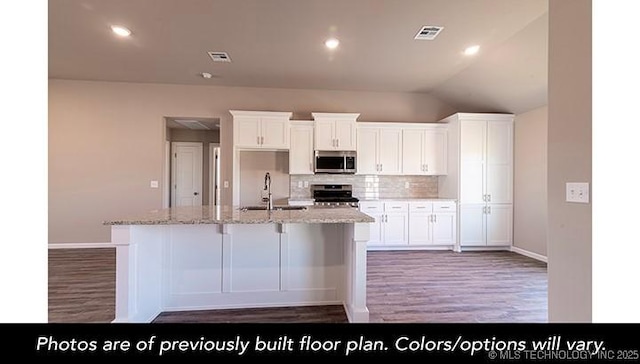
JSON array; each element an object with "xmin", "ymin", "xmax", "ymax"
[
  {"xmin": 289, "ymin": 121, "xmax": 314, "ymax": 175},
  {"xmin": 437, "ymin": 113, "xmax": 514, "ymax": 249},
  {"xmin": 311, "ymin": 113, "xmax": 358, "ymax": 151},
  {"xmin": 230, "ymin": 110, "xmax": 291, "ymax": 149}
]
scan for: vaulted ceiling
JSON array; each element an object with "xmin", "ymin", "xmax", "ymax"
[{"xmin": 49, "ymin": 0, "xmax": 548, "ymax": 113}]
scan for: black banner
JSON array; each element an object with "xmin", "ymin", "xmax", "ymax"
[{"xmin": 2, "ymin": 324, "xmax": 639, "ymax": 362}]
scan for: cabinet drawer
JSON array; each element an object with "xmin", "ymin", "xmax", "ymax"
[
  {"xmin": 384, "ymin": 202, "xmax": 408, "ymax": 212},
  {"xmin": 433, "ymin": 201, "xmax": 457, "ymax": 212},
  {"xmin": 359, "ymin": 201, "xmax": 383, "ymax": 212},
  {"xmin": 409, "ymin": 202, "xmax": 433, "ymax": 212}
]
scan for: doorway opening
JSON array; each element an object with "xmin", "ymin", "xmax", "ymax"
[{"xmin": 164, "ymin": 117, "xmax": 221, "ymax": 207}]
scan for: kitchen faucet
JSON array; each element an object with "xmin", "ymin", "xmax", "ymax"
[{"xmin": 263, "ymin": 172, "xmax": 273, "ymax": 210}]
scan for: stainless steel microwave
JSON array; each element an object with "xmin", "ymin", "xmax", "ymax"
[{"xmin": 314, "ymin": 151, "xmax": 357, "ymax": 174}]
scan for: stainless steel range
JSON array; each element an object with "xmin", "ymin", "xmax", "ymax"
[{"xmin": 311, "ymin": 184, "xmax": 359, "ymax": 208}]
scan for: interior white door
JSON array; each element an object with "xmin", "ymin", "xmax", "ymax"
[
  {"xmin": 459, "ymin": 121, "xmax": 486, "ymax": 203},
  {"xmin": 486, "ymin": 204, "xmax": 513, "ymax": 246},
  {"xmin": 172, "ymin": 142, "xmax": 203, "ymax": 207},
  {"xmin": 401, "ymin": 129, "xmax": 424, "ymax": 175},
  {"xmin": 423, "ymin": 128, "xmax": 447, "ymax": 175},
  {"xmin": 378, "ymin": 128, "xmax": 402, "ymax": 174},
  {"xmin": 459, "ymin": 204, "xmax": 486, "ymax": 246},
  {"xmin": 356, "ymin": 128, "xmax": 379, "ymax": 174},
  {"xmin": 486, "ymin": 121, "xmax": 513, "ymax": 204},
  {"xmin": 432, "ymin": 212, "xmax": 457, "ymax": 245}
]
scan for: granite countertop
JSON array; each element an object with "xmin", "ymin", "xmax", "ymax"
[{"xmin": 103, "ymin": 205, "xmax": 375, "ymax": 225}]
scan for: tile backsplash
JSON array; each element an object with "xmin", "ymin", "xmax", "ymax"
[{"xmin": 290, "ymin": 175, "xmax": 438, "ymax": 199}]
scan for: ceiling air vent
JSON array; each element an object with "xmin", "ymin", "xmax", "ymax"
[
  {"xmin": 208, "ymin": 51, "xmax": 231, "ymax": 62},
  {"xmin": 414, "ymin": 26, "xmax": 444, "ymax": 40},
  {"xmin": 174, "ymin": 119, "xmax": 210, "ymax": 130}
]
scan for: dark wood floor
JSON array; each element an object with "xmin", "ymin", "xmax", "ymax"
[
  {"xmin": 367, "ymin": 251, "xmax": 547, "ymax": 322},
  {"xmin": 48, "ymin": 248, "xmax": 116, "ymax": 323},
  {"xmin": 48, "ymin": 249, "xmax": 547, "ymax": 323}
]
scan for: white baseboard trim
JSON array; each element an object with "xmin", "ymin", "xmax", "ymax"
[
  {"xmin": 48, "ymin": 242, "xmax": 115, "ymax": 249},
  {"xmin": 510, "ymin": 246, "xmax": 548, "ymax": 263}
]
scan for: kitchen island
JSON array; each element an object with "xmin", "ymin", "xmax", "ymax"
[{"xmin": 104, "ymin": 205, "xmax": 374, "ymax": 323}]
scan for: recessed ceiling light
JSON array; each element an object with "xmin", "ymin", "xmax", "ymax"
[
  {"xmin": 201, "ymin": 72, "xmax": 212, "ymax": 79},
  {"xmin": 464, "ymin": 45, "xmax": 480, "ymax": 56},
  {"xmin": 325, "ymin": 38, "xmax": 340, "ymax": 49},
  {"xmin": 111, "ymin": 25, "xmax": 131, "ymax": 37}
]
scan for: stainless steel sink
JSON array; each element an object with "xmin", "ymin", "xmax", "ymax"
[{"xmin": 239, "ymin": 205, "xmax": 308, "ymax": 211}]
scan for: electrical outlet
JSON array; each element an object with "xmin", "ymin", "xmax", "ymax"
[
  {"xmin": 223, "ymin": 181, "xmax": 229, "ymax": 188},
  {"xmin": 297, "ymin": 181, "xmax": 303, "ymax": 188},
  {"xmin": 405, "ymin": 182, "xmax": 410, "ymax": 189},
  {"xmin": 566, "ymin": 182, "xmax": 589, "ymax": 203},
  {"xmin": 150, "ymin": 180, "xmax": 159, "ymax": 188},
  {"xmin": 303, "ymin": 181, "xmax": 309, "ymax": 188}
]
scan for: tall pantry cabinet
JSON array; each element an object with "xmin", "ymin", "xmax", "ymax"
[{"xmin": 438, "ymin": 113, "xmax": 514, "ymax": 250}]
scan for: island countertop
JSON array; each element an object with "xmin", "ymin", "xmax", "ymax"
[{"xmin": 103, "ymin": 205, "xmax": 375, "ymax": 225}]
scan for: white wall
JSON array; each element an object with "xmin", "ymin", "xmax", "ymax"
[
  {"xmin": 514, "ymin": 106, "xmax": 548, "ymax": 257},
  {"xmin": 547, "ymin": 0, "xmax": 592, "ymax": 322}
]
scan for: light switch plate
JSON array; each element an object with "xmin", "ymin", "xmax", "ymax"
[
  {"xmin": 223, "ymin": 181, "xmax": 229, "ymax": 188},
  {"xmin": 405, "ymin": 182, "xmax": 410, "ymax": 189},
  {"xmin": 297, "ymin": 181, "xmax": 303, "ymax": 188},
  {"xmin": 566, "ymin": 182, "xmax": 589, "ymax": 203},
  {"xmin": 303, "ymin": 181, "xmax": 309, "ymax": 188},
  {"xmin": 150, "ymin": 180, "xmax": 159, "ymax": 188}
]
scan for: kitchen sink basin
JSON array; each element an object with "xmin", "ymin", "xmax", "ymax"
[{"xmin": 239, "ymin": 205, "xmax": 308, "ymax": 211}]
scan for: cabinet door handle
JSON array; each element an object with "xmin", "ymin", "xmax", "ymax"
[
  {"xmin": 337, "ymin": 139, "xmax": 339, "ymax": 147},
  {"xmin": 257, "ymin": 136, "xmax": 260, "ymax": 145},
  {"xmin": 487, "ymin": 194, "xmax": 491, "ymax": 202},
  {"xmin": 483, "ymin": 206, "xmax": 486, "ymax": 214},
  {"xmin": 482, "ymin": 194, "xmax": 487, "ymax": 202},
  {"xmin": 487, "ymin": 206, "xmax": 491, "ymax": 214},
  {"xmin": 434, "ymin": 214, "xmax": 437, "ymax": 223},
  {"xmin": 425, "ymin": 164, "xmax": 428, "ymax": 172}
]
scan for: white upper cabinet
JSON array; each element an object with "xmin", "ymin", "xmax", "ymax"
[
  {"xmin": 356, "ymin": 127, "xmax": 379, "ymax": 174},
  {"xmin": 357, "ymin": 126, "xmax": 402, "ymax": 175},
  {"xmin": 402, "ymin": 126, "xmax": 448, "ymax": 175},
  {"xmin": 311, "ymin": 113, "xmax": 359, "ymax": 151},
  {"xmin": 289, "ymin": 121, "xmax": 314, "ymax": 175},
  {"xmin": 231, "ymin": 110, "xmax": 291, "ymax": 149}
]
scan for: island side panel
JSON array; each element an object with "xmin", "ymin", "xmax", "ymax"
[
  {"xmin": 112, "ymin": 225, "xmax": 165, "ymax": 323},
  {"xmin": 343, "ymin": 222, "xmax": 371, "ymax": 323}
]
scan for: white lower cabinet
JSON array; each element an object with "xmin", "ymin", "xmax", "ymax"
[
  {"xmin": 360, "ymin": 200, "xmax": 456, "ymax": 249},
  {"xmin": 359, "ymin": 201, "xmax": 408, "ymax": 247},
  {"xmin": 408, "ymin": 201, "xmax": 457, "ymax": 246},
  {"xmin": 459, "ymin": 203, "xmax": 512, "ymax": 247}
]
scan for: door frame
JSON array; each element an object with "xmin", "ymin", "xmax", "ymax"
[
  {"xmin": 171, "ymin": 142, "xmax": 204, "ymax": 207},
  {"xmin": 209, "ymin": 143, "xmax": 220, "ymax": 206}
]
